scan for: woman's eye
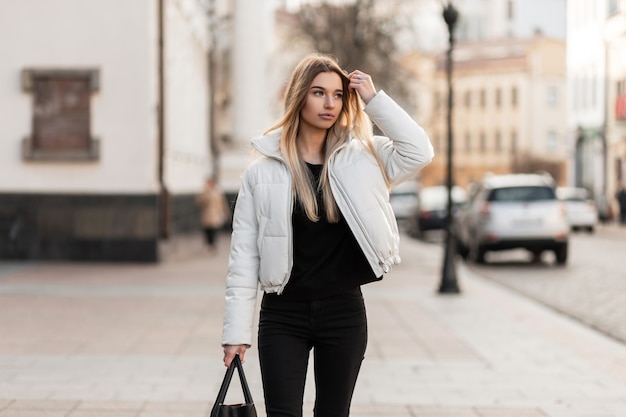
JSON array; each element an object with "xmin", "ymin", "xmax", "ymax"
[
  {"xmin": 335, "ymin": 94, "xmax": 343, "ymax": 99},
  {"xmin": 313, "ymin": 91, "xmax": 323, "ymax": 96}
]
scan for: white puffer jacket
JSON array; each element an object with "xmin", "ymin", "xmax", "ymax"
[{"xmin": 222, "ymin": 91, "xmax": 434, "ymax": 346}]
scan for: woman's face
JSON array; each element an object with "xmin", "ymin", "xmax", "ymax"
[{"xmin": 299, "ymin": 71, "xmax": 344, "ymax": 132}]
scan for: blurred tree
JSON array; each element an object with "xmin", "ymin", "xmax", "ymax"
[{"xmin": 291, "ymin": 0, "xmax": 414, "ymax": 110}]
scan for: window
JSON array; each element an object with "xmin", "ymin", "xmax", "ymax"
[
  {"xmin": 511, "ymin": 130, "xmax": 517, "ymax": 153},
  {"xmin": 507, "ymin": 0, "xmax": 514, "ymax": 20},
  {"xmin": 511, "ymin": 87, "xmax": 518, "ymax": 107},
  {"xmin": 591, "ymin": 76, "xmax": 598, "ymax": 109},
  {"xmin": 495, "ymin": 131, "xmax": 502, "ymax": 152},
  {"xmin": 617, "ymin": 79, "xmax": 626, "ymax": 120},
  {"xmin": 464, "ymin": 91, "xmax": 471, "ymax": 108},
  {"xmin": 495, "ymin": 88, "xmax": 502, "ymax": 108},
  {"xmin": 480, "ymin": 89, "xmax": 486, "ymax": 108},
  {"xmin": 489, "ymin": 186, "xmax": 555, "ymax": 202},
  {"xmin": 465, "ymin": 132, "xmax": 471, "ymax": 151},
  {"xmin": 546, "ymin": 86, "xmax": 558, "ymax": 106},
  {"xmin": 480, "ymin": 132, "xmax": 486, "ymax": 151},
  {"xmin": 21, "ymin": 68, "xmax": 100, "ymax": 161},
  {"xmin": 547, "ymin": 131, "xmax": 557, "ymax": 151}
]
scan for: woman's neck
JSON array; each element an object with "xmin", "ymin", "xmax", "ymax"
[{"xmin": 297, "ymin": 129, "xmax": 327, "ymax": 165}]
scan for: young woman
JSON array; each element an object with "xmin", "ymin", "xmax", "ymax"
[{"xmin": 221, "ymin": 53, "xmax": 434, "ymax": 417}]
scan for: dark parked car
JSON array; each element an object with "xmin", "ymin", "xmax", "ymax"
[{"xmin": 407, "ymin": 185, "xmax": 467, "ymax": 238}]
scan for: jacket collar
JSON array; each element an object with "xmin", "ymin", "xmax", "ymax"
[{"xmin": 251, "ymin": 130, "xmax": 283, "ymax": 161}]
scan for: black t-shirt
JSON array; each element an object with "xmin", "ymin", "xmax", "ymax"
[{"xmin": 281, "ymin": 163, "xmax": 379, "ymax": 300}]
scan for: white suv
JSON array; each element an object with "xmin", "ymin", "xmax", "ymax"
[{"xmin": 455, "ymin": 173, "xmax": 569, "ymax": 265}]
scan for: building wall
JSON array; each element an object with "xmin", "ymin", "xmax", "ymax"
[
  {"xmin": 164, "ymin": 0, "xmax": 212, "ymax": 193},
  {"xmin": 565, "ymin": 0, "xmax": 612, "ymax": 213},
  {"xmin": 0, "ymin": 0, "xmax": 212, "ymax": 261},
  {"xmin": 231, "ymin": 0, "xmax": 275, "ymax": 145},
  {"xmin": 0, "ymin": 0, "xmax": 158, "ymax": 194},
  {"xmin": 604, "ymin": 6, "xmax": 626, "ymax": 215},
  {"xmin": 420, "ymin": 36, "xmax": 567, "ymax": 189},
  {"xmin": 456, "ymin": 0, "xmax": 565, "ymax": 42},
  {"xmin": 526, "ymin": 39, "xmax": 568, "ymax": 163}
]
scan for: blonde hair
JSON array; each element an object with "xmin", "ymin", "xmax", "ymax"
[{"xmin": 264, "ymin": 53, "xmax": 387, "ymax": 222}]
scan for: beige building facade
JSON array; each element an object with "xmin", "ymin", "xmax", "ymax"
[{"xmin": 414, "ymin": 36, "xmax": 567, "ymax": 189}]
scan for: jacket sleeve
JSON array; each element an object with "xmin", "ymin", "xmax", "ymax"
[
  {"xmin": 222, "ymin": 167, "xmax": 260, "ymax": 347},
  {"xmin": 364, "ymin": 90, "xmax": 434, "ymax": 185}
]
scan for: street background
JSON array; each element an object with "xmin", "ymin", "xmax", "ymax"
[{"xmin": 2, "ymin": 229, "xmax": 626, "ymax": 416}]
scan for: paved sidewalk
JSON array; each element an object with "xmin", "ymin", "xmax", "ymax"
[{"xmin": 1, "ymin": 234, "xmax": 626, "ymax": 416}]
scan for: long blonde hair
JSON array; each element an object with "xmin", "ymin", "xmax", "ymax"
[{"xmin": 264, "ymin": 53, "xmax": 387, "ymax": 222}]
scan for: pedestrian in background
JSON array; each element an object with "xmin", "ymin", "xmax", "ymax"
[
  {"xmin": 197, "ymin": 177, "xmax": 230, "ymax": 254},
  {"xmin": 220, "ymin": 53, "xmax": 433, "ymax": 417},
  {"xmin": 616, "ymin": 186, "xmax": 626, "ymax": 225}
]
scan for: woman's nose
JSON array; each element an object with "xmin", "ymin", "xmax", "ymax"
[{"xmin": 324, "ymin": 96, "xmax": 335, "ymax": 108}]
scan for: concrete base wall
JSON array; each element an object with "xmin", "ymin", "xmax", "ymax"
[{"xmin": 0, "ymin": 192, "xmax": 202, "ymax": 262}]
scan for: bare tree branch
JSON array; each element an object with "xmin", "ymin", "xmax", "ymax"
[{"xmin": 289, "ymin": 0, "xmax": 414, "ymax": 110}]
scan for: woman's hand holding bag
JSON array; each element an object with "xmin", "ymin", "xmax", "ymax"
[{"xmin": 210, "ymin": 354, "xmax": 257, "ymax": 417}]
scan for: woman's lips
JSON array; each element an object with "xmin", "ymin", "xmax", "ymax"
[{"xmin": 319, "ymin": 113, "xmax": 335, "ymax": 120}]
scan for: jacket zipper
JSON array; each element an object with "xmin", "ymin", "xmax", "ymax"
[
  {"xmin": 277, "ymin": 169, "xmax": 294, "ymax": 295},
  {"xmin": 328, "ymin": 153, "xmax": 387, "ymax": 273}
]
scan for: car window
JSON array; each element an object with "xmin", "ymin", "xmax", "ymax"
[
  {"xmin": 487, "ymin": 186, "xmax": 555, "ymax": 202},
  {"xmin": 560, "ymin": 195, "xmax": 586, "ymax": 202}
]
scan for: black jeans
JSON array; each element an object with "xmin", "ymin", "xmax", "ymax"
[{"xmin": 258, "ymin": 288, "xmax": 368, "ymax": 417}]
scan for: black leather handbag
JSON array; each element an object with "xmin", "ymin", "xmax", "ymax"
[{"xmin": 210, "ymin": 355, "xmax": 257, "ymax": 417}]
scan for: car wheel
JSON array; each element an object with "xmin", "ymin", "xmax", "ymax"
[
  {"xmin": 587, "ymin": 226, "xmax": 594, "ymax": 234},
  {"xmin": 554, "ymin": 244, "xmax": 568, "ymax": 265}
]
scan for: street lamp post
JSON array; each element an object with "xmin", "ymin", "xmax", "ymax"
[{"xmin": 438, "ymin": 1, "xmax": 461, "ymax": 294}]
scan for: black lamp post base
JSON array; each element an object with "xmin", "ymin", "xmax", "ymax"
[{"xmin": 438, "ymin": 231, "xmax": 460, "ymax": 294}]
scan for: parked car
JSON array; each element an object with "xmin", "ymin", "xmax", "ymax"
[
  {"xmin": 407, "ymin": 185, "xmax": 467, "ymax": 238},
  {"xmin": 454, "ymin": 173, "xmax": 569, "ymax": 265},
  {"xmin": 389, "ymin": 181, "xmax": 419, "ymax": 220},
  {"xmin": 556, "ymin": 187, "xmax": 598, "ymax": 233}
]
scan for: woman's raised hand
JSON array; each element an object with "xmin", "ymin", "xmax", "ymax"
[{"xmin": 348, "ymin": 71, "xmax": 377, "ymax": 105}]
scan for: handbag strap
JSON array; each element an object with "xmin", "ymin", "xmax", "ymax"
[{"xmin": 214, "ymin": 354, "xmax": 254, "ymax": 405}]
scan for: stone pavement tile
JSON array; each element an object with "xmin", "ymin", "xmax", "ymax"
[
  {"xmin": 0, "ymin": 412, "xmax": 67, "ymax": 417},
  {"xmin": 365, "ymin": 298, "xmax": 479, "ymax": 361},
  {"xmin": 407, "ymin": 407, "xmax": 547, "ymax": 417},
  {"xmin": 5, "ymin": 401, "xmax": 78, "ymax": 412},
  {"xmin": 408, "ymin": 406, "xmax": 480, "ymax": 416},
  {"xmin": 474, "ymin": 407, "xmax": 549, "ymax": 417},
  {"xmin": 0, "ymin": 403, "xmax": 10, "ymax": 412},
  {"xmin": 137, "ymin": 412, "xmax": 202, "ymax": 417},
  {"xmin": 74, "ymin": 401, "xmax": 145, "ymax": 411},
  {"xmin": 141, "ymin": 402, "xmax": 208, "ymax": 413},
  {"xmin": 348, "ymin": 404, "xmax": 414, "ymax": 416},
  {"xmin": 68, "ymin": 412, "xmax": 139, "ymax": 417}
]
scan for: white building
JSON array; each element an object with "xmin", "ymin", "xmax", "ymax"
[
  {"xmin": 566, "ymin": 0, "xmax": 610, "ymax": 209},
  {"xmin": 405, "ymin": 0, "xmax": 566, "ymax": 67},
  {"xmin": 218, "ymin": 0, "xmax": 277, "ymax": 194},
  {"xmin": 604, "ymin": 0, "xmax": 626, "ymax": 217},
  {"xmin": 430, "ymin": 0, "xmax": 566, "ymax": 47},
  {"xmin": 0, "ymin": 0, "xmax": 213, "ymax": 261},
  {"xmin": 566, "ymin": 0, "xmax": 626, "ymax": 219}
]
